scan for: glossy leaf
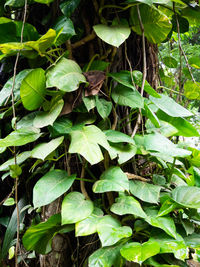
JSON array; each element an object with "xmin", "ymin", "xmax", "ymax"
[
  {"xmin": 61, "ymin": 192, "xmax": 94, "ymax": 224},
  {"xmin": 112, "ymin": 84, "xmax": 144, "ymax": 109},
  {"xmin": 33, "ymin": 99, "xmax": 64, "ymax": 128},
  {"xmin": 130, "ymin": 180, "xmax": 161, "ymax": 203},
  {"xmin": 0, "ymin": 127, "xmax": 41, "ymax": 147},
  {"xmin": 75, "ymin": 207, "xmax": 103, "ymax": 236},
  {"xmin": 69, "ymin": 125, "xmax": 110, "ymax": 165},
  {"xmin": 60, "ymin": 0, "xmax": 81, "ymax": 17},
  {"xmin": 108, "ymin": 143, "xmax": 137, "ymax": 164},
  {"xmin": 49, "ymin": 117, "xmax": 73, "ymax": 137},
  {"xmin": 33, "ymin": 169, "xmax": 75, "ymax": 208},
  {"xmin": 46, "ymin": 57, "xmax": 86, "ymax": 92},
  {"xmin": 93, "ymin": 22, "xmax": 131, "ymax": 47},
  {"xmin": 97, "ymin": 215, "xmax": 132, "ymax": 247},
  {"xmin": 130, "ymin": 5, "xmax": 172, "ymax": 44},
  {"xmin": 171, "ymin": 186, "xmax": 200, "ymax": 209},
  {"xmin": 104, "ymin": 129, "xmax": 135, "ymax": 145},
  {"xmin": 93, "ymin": 166, "xmax": 129, "ymax": 193},
  {"xmin": 150, "ymin": 94, "xmax": 192, "ymax": 117},
  {"xmin": 111, "ymin": 195, "xmax": 147, "ymax": 218},
  {"xmin": 22, "ymin": 214, "xmax": 73, "ymax": 254},
  {"xmin": 120, "ymin": 241, "xmax": 160, "ymax": 264},
  {"xmin": 20, "ymin": 68, "xmax": 46, "ymax": 111}
]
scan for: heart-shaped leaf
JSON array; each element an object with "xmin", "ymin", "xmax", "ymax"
[
  {"xmin": 33, "ymin": 169, "xmax": 76, "ymax": 208},
  {"xmin": 93, "ymin": 166, "xmax": 129, "ymax": 193},
  {"xmin": 61, "ymin": 192, "xmax": 94, "ymax": 224}
]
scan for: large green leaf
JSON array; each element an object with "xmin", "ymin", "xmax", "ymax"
[
  {"xmin": 93, "ymin": 166, "xmax": 129, "ymax": 193},
  {"xmin": 0, "ymin": 151, "xmax": 31, "ymax": 171},
  {"xmin": 97, "ymin": 215, "xmax": 132, "ymax": 247},
  {"xmin": 60, "ymin": 0, "xmax": 81, "ymax": 17},
  {"xmin": 69, "ymin": 125, "xmax": 110, "ymax": 165},
  {"xmin": 49, "ymin": 116, "xmax": 72, "ymax": 137},
  {"xmin": 20, "ymin": 68, "xmax": 46, "ymax": 111},
  {"xmin": 33, "ymin": 169, "xmax": 75, "ymax": 208},
  {"xmin": 150, "ymin": 232, "xmax": 187, "ymax": 260},
  {"xmin": 0, "ymin": 127, "xmax": 41, "ymax": 147},
  {"xmin": 171, "ymin": 186, "xmax": 200, "ymax": 209},
  {"xmin": 184, "ymin": 80, "xmax": 200, "ymax": 100},
  {"xmin": 46, "ymin": 57, "xmax": 86, "ymax": 92},
  {"xmin": 75, "ymin": 207, "xmax": 103, "ymax": 236},
  {"xmin": 104, "ymin": 130, "xmax": 135, "ymax": 145},
  {"xmin": 88, "ymin": 243, "xmax": 124, "ymax": 267},
  {"xmin": 157, "ymin": 110, "xmax": 199, "ymax": 137},
  {"xmin": 33, "ymin": 99, "xmax": 64, "ymax": 128},
  {"xmin": 130, "ymin": 5, "xmax": 172, "ymax": 44},
  {"xmin": 31, "ymin": 136, "xmax": 64, "ymax": 160},
  {"xmin": 162, "ymin": 56, "xmax": 178, "ymax": 68},
  {"xmin": 112, "ymin": 84, "xmax": 144, "ymax": 109},
  {"xmin": 93, "ymin": 21, "xmax": 131, "ymax": 47},
  {"xmin": 120, "ymin": 241, "xmax": 160, "ymax": 264},
  {"xmin": 144, "ymin": 133, "xmax": 191, "ymax": 157},
  {"xmin": 22, "ymin": 214, "xmax": 73, "ymax": 255},
  {"xmin": 149, "ymin": 94, "xmax": 192, "ymax": 117},
  {"xmin": 130, "ymin": 180, "xmax": 161, "ymax": 203},
  {"xmin": 0, "ymin": 69, "xmax": 31, "ymax": 106},
  {"xmin": 61, "ymin": 192, "xmax": 94, "ymax": 224},
  {"xmin": 184, "ymin": 233, "xmax": 200, "ymax": 249},
  {"xmin": 111, "ymin": 195, "xmax": 147, "ymax": 218}
]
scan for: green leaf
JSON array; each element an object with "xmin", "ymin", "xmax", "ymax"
[
  {"xmin": 93, "ymin": 21, "xmax": 131, "ymax": 47},
  {"xmin": 97, "ymin": 215, "xmax": 132, "ymax": 247},
  {"xmin": 188, "ymin": 56, "xmax": 200, "ymax": 69},
  {"xmin": 53, "ymin": 16, "xmax": 75, "ymax": 46},
  {"xmin": 49, "ymin": 117, "xmax": 73, "ymax": 137},
  {"xmin": 144, "ymin": 133, "xmax": 191, "ymax": 157},
  {"xmin": 104, "ymin": 130, "xmax": 135, "ymax": 145},
  {"xmin": 184, "ymin": 233, "xmax": 200, "ymax": 249},
  {"xmin": 0, "ymin": 151, "xmax": 31, "ymax": 171},
  {"xmin": 96, "ymin": 97, "xmax": 112, "ymax": 120},
  {"xmin": 60, "ymin": 0, "xmax": 81, "ymax": 17},
  {"xmin": 31, "ymin": 136, "xmax": 64, "ymax": 160},
  {"xmin": 150, "ymin": 232, "xmax": 187, "ymax": 260},
  {"xmin": 88, "ymin": 243, "xmax": 124, "ymax": 267},
  {"xmin": 192, "ymin": 167, "xmax": 200, "ymax": 187},
  {"xmin": 33, "ymin": 169, "xmax": 75, "ymax": 208},
  {"xmin": 3, "ymin": 198, "xmax": 15, "ymax": 206},
  {"xmin": 9, "ymin": 164, "xmax": 22, "ymax": 178},
  {"xmin": 162, "ymin": 56, "xmax": 178, "ymax": 68},
  {"xmin": 33, "ymin": 99, "xmax": 64, "ymax": 128},
  {"xmin": 171, "ymin": 186, "xmax": 200, "ymax": 209},
  {"xmin": 0, "ymin": 127, "xmax": 41, "ymax": 147},
  {"xmin": 0, "ymin": 69, "xmax": 31, "ymax": 106},
  {"xmin": 111, "ymin": 195, "xmax": 147, "ymax": 218},
  {"xmin": 33, "ymin": 0, "xmax": 54, "ymax": 4},
  {"xmin": 8, "ymin": 246, "xmax": 15, "ymax": 260},
  {"xmin": 75, "ymin": 207, "xmax": 103, "ymax": 236},
  {"xmin": 158, "ymin": 199, "xmax": 179, "ymax": 217},
  {"xmin": 93, "ymin": 166, "xmax": 129, "ymax": 193},
  {"xmin": 184, "ymin": 80, "xmax": 200, "ymax": 100},
  {"xmin": 172, "ymin": 14, "xmax": 189, "ymax": 34},
  {"xmin": 150, "ymin": 94, "xmax": 192, "ymax": 117},
  {"xmin": 61, "ymin": 192, "xmax": 94, "ymax": 224},
  {"xmin": 130, "ymin": 5, "xmax": 172, "ymax": 44},
  {"xmin": 20, "ymin": 68, "xmax": 46, "ymax": 111},
  {"xmin": 22, "ymin": 214, "xmax": 73, "ymax": 255},
  {"xmin": 130, "ymin": 180, "xmax": 161, "ymax": 203},
  {"xmin": 5, "ymin": 0, "xmax": 27, "ymax": 8},
  {"xmin": 17, "ymin": 112, "xmax": 38, "ymax": 129},
  {"xmin": 112, "ymin": 84, "xmax": 144, "ymax": 109},
  {"xmin": 145, "ymin": 216, "xmax": 177, "ymax": 239},
  {"xmin": 69, "ymin": 125, "xmax": 110, "ymax": 165},
  {"xmin": 108, "ymin": 143, "xmax": 137, "ymax": 165},
  {"xmin": 156, "ymin": 110, "xmax": 199, "ymax": 137},
  {"xmin": 144, "ymin": 103, "xmax": 160, "ymax": 128},
  {"xmin": 46, "ymin": 57, "xmax": 86, "ymax": 92},
  {"xmin": 120, "ymin": 241, "xmax": 160, "ymax": 264}
]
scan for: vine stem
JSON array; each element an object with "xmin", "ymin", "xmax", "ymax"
[
  {"xmin": 80, "ymin": 159, "xmax": 90, "ymax": 200},
  {"xmin": 10, "ymin": 1, "xmax": 28, "ymax": 266},
  {"xmin": 131, "ymin": 5, "xmax": 146, "ymax": 138}
]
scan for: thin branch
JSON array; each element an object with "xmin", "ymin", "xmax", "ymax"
[
  {"xmin": 125, "ymin": 172, "xmax": 150, "ymax": 182},
  {"xmin": 80, "ymin": 159, "xmax": 90, "ymax": 200},
  {"xmin": 71, "ymin": 32, "xmax": 96, "ymax": 49},
  {"xmin": 131, "ymin": 5, "xmax": 146, "ymax": 138}
]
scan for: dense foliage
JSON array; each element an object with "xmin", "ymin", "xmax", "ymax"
[{"xmin": 0, "ymin": 0, "xmax": 200, "ymax": 266}]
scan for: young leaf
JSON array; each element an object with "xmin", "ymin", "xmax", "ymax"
[
  {"xmin": 33, "ymin": 99, "xmax": 64, "ymax": 128},
  {"xmin": 20, "ymin": 68, "xmax": 46, "ymax": 111},
  {"xmin": 0, "ymin": 127, "xmax": 41, "ymax": 147},
  {"xmin": 31, "ymin": 136, "xmax": 64, "ymax": 160},
  {"xmin": 120, "ymin": 241, "xmax": 160, "ymax": 264},
  {"xmin": 93, "ymin": 166, "xmax": 129, "ymax": 193},
  {"xmin": 3, "ymin": 198, "xmax": 15, "ymax": 206},
  {"xmin": 97, "ymin": 215, "xmax": 132, "ymax": 247},
  {"xmin": 46, "ymin": 57, "xmax": 86, "ymax": 92},
  {"xmin": 130, "ymin": 180, "xmax": 161, "ymax": 203},
  {"xmin": 61, "ymin": 192, "xmax": 94, "ymax": 224},
  {"xmin": 33, "ymin": 169, "xmax": 75, "ymax": 208},
  {"xmin": 69, "ymin": 125, "xmax": 110, "ymax": 165},
  {"xmin": 75, "ymin": 207, "xmax": 103, "ymax": 236},
  {"xmin": 96, "ymin": 97, "xmax": 112, "ymax": 120},
  {"xmin": 110, "ymin": 195, "xmax": 147, "ymax": 218}
]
